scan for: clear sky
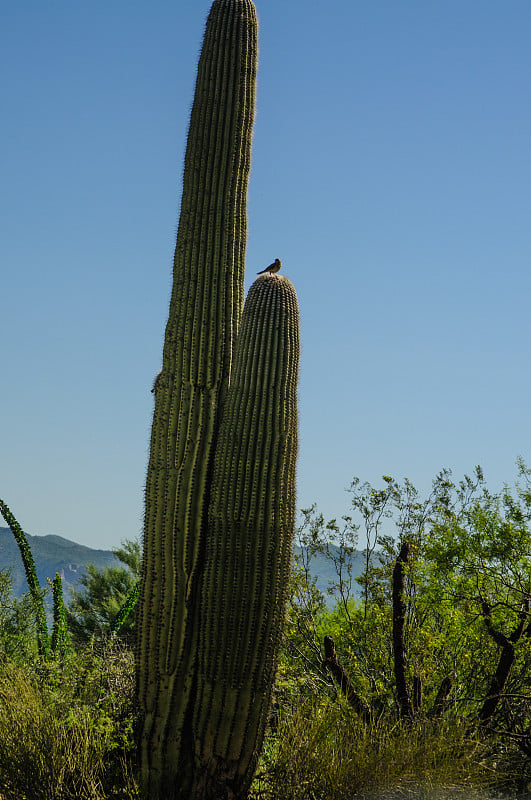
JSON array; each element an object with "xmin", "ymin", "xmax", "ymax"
[{"xmin": 2, "ymin": 1, "xmax": 530, "ymax": 551}]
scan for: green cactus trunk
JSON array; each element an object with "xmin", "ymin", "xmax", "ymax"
[
  {"xmin": 51, "ymin": 572, "xmax": 68, "ymax": 657},
  {"xmin": 0, "ymin": 500, "xmax": 71, "ymax": 661},
  {"xmin": 193, "ymin": 274, "xmax": 300, "ymax": 799},
  {"xmin": 0, "ymin": 498, "xmax": 50, "ymax": 659},
  {"xmin": 136, "ymin": 0, "xmax": 257, "ymax": 796}
]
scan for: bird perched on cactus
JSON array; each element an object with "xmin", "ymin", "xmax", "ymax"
[{"xmin": 257, "ymin": 257, "xmax": 281, "ymax": 274}]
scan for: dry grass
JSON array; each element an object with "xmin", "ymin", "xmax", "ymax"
[
  {"xmin": 0, "ymin": 656, "xmax": 138, "ymax": 800},
  {"xmin": 250, "ymin": 697, "xmax": 515, "ymax": 800}
]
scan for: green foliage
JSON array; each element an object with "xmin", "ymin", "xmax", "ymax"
[
  {"xmin": 51, "ymin": 572, "xmax": 69, "ymax": 658},
  {"xmin": 0, "ymin": 569, "xmax": 39, "ymax": 666},
  {"xmin": 252, "ymin": 698, "xmax": 502, "ymax": 800},
  {"xmin": 112, "ymin": 538, "xmax": 141, "ymax": 574},
  {"xmin": 0, "ymin": 499, "xmax": 73, "ymax": 661},
  {"xmin": 272, "ymin": 462, "xmax": 531, "ymax": 795},
  {"xmin": 110, "ymin": 578, "xmax": 140, "ymax": 639},
  {"xmin": 0, "ymin": 644, "xmax": 138, "ymax": 799},
  {"xmin": 0, "ymin": 498, "xmax": 50, "ymax": 658},
  {"xmin": 67, "ymin": 538, "xmax": 140, "ymax": 645},
  {"xmin": 1, "ymin": 463, "xmax": 530, "ymax": 797}
]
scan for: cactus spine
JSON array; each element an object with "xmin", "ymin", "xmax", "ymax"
[
  {"xmin": 194, "ymin": 274, "xmax": 299, "ymax": 799},
  {"xmin": 136, "ymin": 0, "xmax": 258, "ymax": 796}
]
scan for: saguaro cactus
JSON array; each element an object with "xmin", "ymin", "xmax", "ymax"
[
  {"xmin": 194, "ymin": 274, "xmax": 299, "ymax": 799},
  {"xmin": 137, "ymin": 2, "xmax": 300, "ymax": 797},
  {"xmin": 137, "ymin": 0, "xmax": 258, "ymax": 796}
]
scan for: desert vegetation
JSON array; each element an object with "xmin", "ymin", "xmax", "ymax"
[
  {"xmin": 2, "ymin": 0, "xmax": 530, "ymax": 796},
  {"xmin": 0, "ymin": 461, "xmax": 530, "ymax": 799},
  {"xmin": 258, "ymin": 461, "xmax": 531, "ymax": 799}
]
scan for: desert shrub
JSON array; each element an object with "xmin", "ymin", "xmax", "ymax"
[
  {"xmin": 0, "ymin": 570, "xmax": 39, "ymax": 667},
  {"xmin": 0, "ymin": 641, "xmax": 138, "ymax": 799},
  {"xmin": 252, "ymin": 696, "xmax": 507, "ymax": 800},
  {"xmin": 266, "ymin": 464, "xmax": 531, "ymax": 799},
  {"xmin": 67, "ymin": 539, "xmax": 140, "ymax": 646}
]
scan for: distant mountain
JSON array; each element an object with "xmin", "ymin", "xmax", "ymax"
[
  {"xmin": 0, "ymin": 527, "xmax": 364, "ymax": 609},
  {"xmin": 0, "ymin": 527, "xmax": 121, "ymax": 602},
  {"xmin": 293, "ymin": 543, "xmax": 365, "ymax": 604}
]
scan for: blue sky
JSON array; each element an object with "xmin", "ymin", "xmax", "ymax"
[{"xmin": 2, "ymin": 1, "xmax": 530, "ymax": 550}]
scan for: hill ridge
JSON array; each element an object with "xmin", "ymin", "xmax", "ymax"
[
  {"xmin": 0, "ymin": 528, "xmax": 364, "ymax": 607},
  {"xmin": 0, "ymin": 526, "xmax": 121, "ymax": 601}
]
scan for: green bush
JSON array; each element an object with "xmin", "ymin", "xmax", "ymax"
[
  {"xmin": 1, "ymin": 465, "xmax": 529, "ymax": 797},
  {"xmin": 0, "ymin": 644, "xmax": 138, "ymax": 799},
  {"xmin": 264, "ymin": 464, "xmax": 531, "ymax": 798},
  {"xmin": 0, "ymin": 570, "xmax": 39, "ymax": 666},
  {"xmin": 252, "ymin": 697, "xmax": 509, "ymax": 800},
  {"xmin": 67, "ymin": 539, "xmax": 140, "ymax": 645}
]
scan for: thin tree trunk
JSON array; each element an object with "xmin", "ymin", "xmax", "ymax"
[
  {"xmin": 478, "ymin": 599, "xmax": 529, "ymax": 724},
  {"xmin": 392, "ymin": 541, "xmax": 413, "ymax": 718},
  {"xmin": 412, "ymin": 673, "xmax": 422, "ymax": 713}
]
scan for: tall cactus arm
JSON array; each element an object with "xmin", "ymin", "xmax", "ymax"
[
  {"xmin": 193, "ymin": 274, "xmax": 300, "ymax": 800},
  {"xmin": 136, "ymin": 1, "xmax": 257, "ymax": 796},
  {"xmin": 51, "ymin": 572, "xmax": 69, "ymax": 657},
  {"xmin": 111, "ymin": 578, "xmax": 140, "ymax": 638},
  {"xmin": 0, "ymin": 499, "xmax": 50, "ymax": 659}
]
